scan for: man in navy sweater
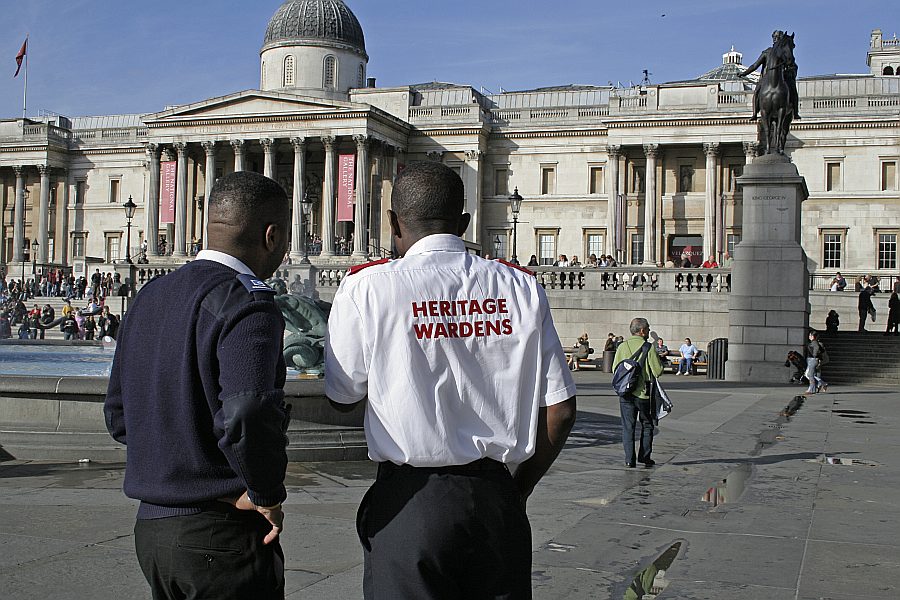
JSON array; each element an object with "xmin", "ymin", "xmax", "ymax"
[{"xmin": 105, "ymin": 171, "xmax": 292, "ymax": 599}]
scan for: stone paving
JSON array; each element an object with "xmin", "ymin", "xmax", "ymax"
[{"xmin": 1, "ymin": 372, "xmax": 898, "ymax": 599}]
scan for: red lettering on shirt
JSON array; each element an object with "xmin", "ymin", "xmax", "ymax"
[
  {"xmin": 502, "ymin": 319, "xmax": 513, "ymax": 335},
  {"xmin": 439, "ymin": 300, "xmax": 453, "ymax": 316},
  {"xmin": 414, "ymin": 323, "xmax": 434, "ymax": 339},
  {"xmin": 412, "ymin": 302, "xmax": 428, "ymax": 318}
]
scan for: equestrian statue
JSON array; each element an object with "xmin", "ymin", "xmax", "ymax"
[{"xmin": 740, "ymin": 30, "xmax": 800, "ymax": 156}]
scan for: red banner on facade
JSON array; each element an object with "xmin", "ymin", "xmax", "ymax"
[
  {"xmin": 337, "ymin": 153, "xmax": 356, "ymax": 222},
  {"xmin": 160, "ymin": 161, "xmax": 176, "ymax": 224}
]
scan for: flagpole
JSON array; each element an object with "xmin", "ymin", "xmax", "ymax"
[{"xmin": 22, "ymin": 37, "xmax": 28, "ymax": 120}]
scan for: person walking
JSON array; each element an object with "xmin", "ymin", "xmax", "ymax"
[
  {"xmin": 325, "ymin": 161, "xmax": 577, "ymax": 599},
  {"xmin": 804, "ymin": 330, "xmax": 828, "ymax": 394},
  {"xmin": 104, "ymin": 171, "xmax": 293, "ymax": 600},
  {"xmin": 886, "ymin": 291, "xmax": 899, "ymax": 336},
  {"xmin": 613, "ymin": 318, "xmax": 664, "ymax": 468},
  {"xmin": 858, "ymin": 286, "xmax": 875, "ymax": 331}
]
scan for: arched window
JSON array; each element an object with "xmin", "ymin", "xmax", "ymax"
[
  {"xmin": 884, "ymin": 66, "xmax": 895, "ymax": 76},
  {"xmin": 323, "ymin": 55, "xmax": 336, "ymax": 89},
  {"xmin": 357, "ymin": 63, "xmax": 365, "ymax": 88},
  {"xmin": 283, "ymin": 55, "xmax": 295, "ymax": 87}
]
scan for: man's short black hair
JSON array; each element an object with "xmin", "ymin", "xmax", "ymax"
[
  {"xmin": 392, "ymin": 161, "xmax": 464, "ymax": 228},
  {"xmin": 208, "ymin": 171, "xmax": 289, "ymax": 246}
]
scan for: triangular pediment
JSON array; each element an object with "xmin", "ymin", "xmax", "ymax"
[{"xmin": 143, "ymin": 90, "xmax": 368, "ymax": 124}]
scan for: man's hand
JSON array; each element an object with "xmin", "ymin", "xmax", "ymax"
[{"xmin": 230, "ymin": 491, "xmax": 284, "ymax": 545}]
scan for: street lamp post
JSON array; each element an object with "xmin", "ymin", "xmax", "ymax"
[
  {"xmin": 508, "ymin": 187, "xmax": 523, "ymax": 264},
  {"xmin": 123, "ymin": 195, "xmax": 137, "ymax": 264},
  {"xmin": 300, "ymin": 187, "xmax": 314, "ymax": 265},
  {"xmin": 493, "ymin": 235, "xmax": 501, "ymax": 259}
]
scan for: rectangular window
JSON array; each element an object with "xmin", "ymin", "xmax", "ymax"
[
  {"xmin": 109, "ymin": 179, "xmax": 121, "ymax": 203},
  {"xmin": 494, "ymin": 169, "xmax": 509, "ymax": 196},
  {"xmin": 727, "ymin": 234, "xmax": 741, "ymax": 257},
  {"xmin": 106, "ymin": 235, "xmax": 121, "ymax": 263},
  {"xmin": 882, "ymin": 161, "xmax": 897, "ymax": 191},
  {"xmin": 72, "ymin": 234, "xmax": 85, "ymax": 258},
  {"xmin": 878, "ymin": 233, "xmax": 897, "ymax": 270},
  {"xmin": 630, "ymin": 233, "xmax": 644, "ymax": 265},
  {"xmin": 822, "ymin": 232, "xmax": 842, "ymax": 268},
  {"xmin": 538, "ymin": 232, "xmax": 556, "ymax": 265},
  {"xmin": 585, "ymin": 232, "xmax": 604, "ymax": 258},
  {"xmin": 589, "ymin": 166, "xmax": 604, "ymax": 194},
  {"xmin": 75, "ymin": 180, "xmax": 86, "ymax": 204},
  {"xmin": 541, "ymin": 167, "xmax": 556, "ymax": 195},
  {"xmin": 825, "ymin": 162, "xmax": 841, "ymax": 191}
]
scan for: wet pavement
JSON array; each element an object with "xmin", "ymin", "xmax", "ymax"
[{"xmin": 1, "ymin": 372, "xmax": 899, "ymax": 599}]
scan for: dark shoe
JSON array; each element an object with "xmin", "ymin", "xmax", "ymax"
[
  {"xmin": 642, "ymin": 460, "xmax": 656, "ymax": 468},
  {"xmin": 625, "ymin": 462, "xmax": 636, "ymax": 468}
]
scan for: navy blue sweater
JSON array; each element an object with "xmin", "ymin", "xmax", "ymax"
[{"xmin": 105, "ymin": 260, "xmax": 289, "ymax": 519}]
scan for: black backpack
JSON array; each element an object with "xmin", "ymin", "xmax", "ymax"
[{"xmin": 612, "ymin": 342, "xmax": 651, "ymax": 397}]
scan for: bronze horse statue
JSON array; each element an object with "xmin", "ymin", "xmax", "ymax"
[{"xmin": 742, "ymin": 32, "xmax": 798, "ymax": 156}]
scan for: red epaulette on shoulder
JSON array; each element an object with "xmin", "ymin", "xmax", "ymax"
[
  {"xmin": 496, "ymin": 259, "xmax": 535, "ymax": 276},
  {"xmin": 347, "ymin": 258, "xmax": 390, "ymax": 276}
]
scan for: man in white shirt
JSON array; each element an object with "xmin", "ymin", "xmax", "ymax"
[
  {"xmin": 677, "ymin": 337, "xmax": 699, "ymax": 375},
  {"xmin": 325, "ymin": 161, "xmax": 577, "ymax": 599}
]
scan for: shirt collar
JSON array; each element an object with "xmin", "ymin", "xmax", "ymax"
[
  {"xmin": 404, "ymin": 234, "xmax": 467, "ymax": 257},
  {"xmin": 196, "ymin": 250, "xmax": 255, "ymax": 276}
]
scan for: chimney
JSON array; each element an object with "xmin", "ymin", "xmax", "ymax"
[{"xmin": 366, "ymin": 77, "xmax": 377, "ymax": 88}]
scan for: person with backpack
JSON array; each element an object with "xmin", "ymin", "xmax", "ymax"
[
  {"xmin": 612, "ymin": 317, "xmax": 664, "ymax": 468},
  {"xmin": 804, "ymin": 330, "xmax": 829, "ymax": 394}
]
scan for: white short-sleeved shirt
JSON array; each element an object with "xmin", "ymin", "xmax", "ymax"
[{"xmin": 325, "ymin": 234, "xmax": 576, "ymax": 467}]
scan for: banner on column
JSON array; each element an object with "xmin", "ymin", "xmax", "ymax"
[
  {"xmin": 160, "ymin": 161, "xmax": 177, "ymax": 224},
  {"xmin": 337, "ymin": 154, "xmax": 356, "ymax": 222}
]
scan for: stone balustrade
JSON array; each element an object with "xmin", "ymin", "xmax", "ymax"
[{"xmin": 532, "ymin": 267, "xmax": 731, "ymax": 293}]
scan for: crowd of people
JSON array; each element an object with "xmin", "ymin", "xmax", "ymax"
[
  {"xmin": 0, "ymin": 268, "xmax": 125, "ymax": 303},
  {"xmin": 523, "ymin": 251, "xmax": 735, "ymax": 269}
]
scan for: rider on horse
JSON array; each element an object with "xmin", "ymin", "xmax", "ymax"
[{"xmin": 741, "ymin": 30, "xmax": 801, "ymax": 121}]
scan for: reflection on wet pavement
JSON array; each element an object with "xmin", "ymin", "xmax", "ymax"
[
  {"xmin": 701, "ymin": 463, "xmax": 752, "ymax": 507},
  {"xmin": 821, "ymin": 456, "xmax": 879, "ymax": 467},
  {"xmin": 623, "ymin": 541, "xmax": 682, "ymax": 600}
]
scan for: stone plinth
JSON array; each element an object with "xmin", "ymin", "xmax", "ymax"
[{"xmin": 726, "ymin": 155, "xmax": 810, "ymax": 382}]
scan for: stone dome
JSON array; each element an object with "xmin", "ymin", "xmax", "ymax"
[{"xmin": 263, "ymin": 0, "xmax": 366, "ymax": 57}]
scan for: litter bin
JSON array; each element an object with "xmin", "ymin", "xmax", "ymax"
[
  {"xmin": 707, "ymin": 338, "xmax": 728, "ymax": 380},
  {"xmin": 602, "ymin": 350, "xmax": 616, "ymax": 373}
]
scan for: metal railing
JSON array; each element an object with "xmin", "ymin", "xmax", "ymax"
[{"xmin": 809, "ymin": 272, "xmax": 899, "ymax": 292}]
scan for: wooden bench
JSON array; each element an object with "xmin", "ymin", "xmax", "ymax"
[
  {"xmin": 668, "ymin": 356, "xmax": 708, "ymax": 375},
  {"xmin": 563, "ymin": 349, "xmax": 599, "ymax": 369}
]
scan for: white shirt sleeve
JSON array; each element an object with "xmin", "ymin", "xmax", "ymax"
[
  {"xmin": 324, "ymin": 285, "xmax": 369, "ymax": 404},
  {"xmin": 537, "ymin": 285, "xmax": 577, "ymax": 406}
]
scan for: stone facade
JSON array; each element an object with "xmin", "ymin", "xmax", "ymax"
[{"xmin": 0, "ymin": 3, "xmax": 898, "ymax": 284}]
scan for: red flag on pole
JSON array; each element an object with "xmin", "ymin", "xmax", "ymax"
[{"xmin": 14, "ymin": 38, "xmax": 27, "ymax": 77}]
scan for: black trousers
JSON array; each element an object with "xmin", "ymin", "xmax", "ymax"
[
  {"xmin": 357, "ymin": 460, "xmax": 532, "ymax": 600},
  {"xmin": 134, "ymin": 504, "xmax": 284, "ymax": 600},
  {"xmin": 620, "ymin": 393, "xmax": 654, "ymax": 465}
]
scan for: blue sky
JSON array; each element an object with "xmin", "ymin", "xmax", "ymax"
[{"xmin": 1, "ymin": 0, "xmax": 893, "ymax": 118}]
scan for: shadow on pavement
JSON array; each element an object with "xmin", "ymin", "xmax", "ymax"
[
  {"xmin": 565, "ymin": 411, "xmax": 621, "ymax": 448},
  {"xmin": 672, "ymin": 451, "xmax": 852, "ymax": 467}
]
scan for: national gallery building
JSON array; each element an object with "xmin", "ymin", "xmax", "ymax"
[{"xmin": 0, "ymin": 0, "xmax": 898, "ymax": 280}]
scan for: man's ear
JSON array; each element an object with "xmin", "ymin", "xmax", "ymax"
[
  {"xmin": 457, "ymin": 213, "xmax": 471, "ymax": 238},
  {"xmin": 264, "ymin": 223, "xmax": 282, "ymax": 252},
  {"xmin": 388, "ymin": 210, "xmax": 401, "ymax": 239}
]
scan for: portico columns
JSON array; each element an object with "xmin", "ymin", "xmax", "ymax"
[
  {"xmin": 606, "ymin": 145, "xmax": 621, "ymax": 258},
  {"xmin": 353, "ymin": 135, "xmax": 370, "ymax": 258},
  {"xmin": 58, "ymin": 169, "xmax": 69, "ymax": 264},
  {"xmin": 37, "ymin": 164, "xmax": 51, "ymax": 264},
  {"xmin": 173, "ymin": 142, "xmax": 188, "ymax": 257},
  {"xmin": 703, "ymin": 142, "xmax": 720, "ymax": 262},
  {"xmin": 321, "ymin": 136, "xmax": 337, "ymax": 257},
  {"xmin": 146, "ymin": 144, "xmax": 160, "ymax": 255},
  {"xmin": 231, "ymin": 139, "xmax": 245, "ymax": 172},
  {"xmin": 464, "ymin": 150, "xmax": 484, "ymax": 246},
  {"xmin": 202, "ymin": 141, "xmax": 216, "ymax": 249},
  {"xmin": 743, "ymin": 141, "xmax": 759, "ymax": 165},
  {"xmin": 642, "ymin": 145, "xmax": 659, "ymax": 265},
  {"xmin": 12, "ymin": 166, "xmax": 25, "ymax": 263},
  {"xmin": 290, "ymin": 137, "xmax": 307, "ymax": 260},
  {"xmin": 262, "ymin": 138, "xmax": 276, "ymax": 179}
]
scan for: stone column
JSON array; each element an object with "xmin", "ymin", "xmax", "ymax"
[
  {"xmin": 37, "ymin": 164, "xmax": 51, "ymax": 264},
  {"xmin": 606, "ymin": 145, "xmax": 621, "ymax": 258},
  {"xmin": 289, "ymin": 137, "xmax": 307, "ymax": 260},
  {"xmin": 201, "ymin": 142, "xmax": 216, "ymax": 250},
  {"xmin": 703, "ymin": 143, "xmax": 720, "ymax": 261},
  {"xmin": 58, "ymin": 169, "xmax": 69, "ymax": 264},
  {"xmin": 231, "ymin": 139, "xmax": 245, "ymax": 172},
  {"xmin": 12, "ymin": 166, "xmax": 26, "ymax": 263},
  {"xmin": 353, "ymin": 135, "xmax": 371, "ymax": 258},
  {"xmin": 726, "ymin": 155, "xmax": 810, "ymax": 382},
  {"xmin": 642, "ymin": 144, "xmax": 659, "ymax": 265},
  {"xmin": 262, "ymin": 138, "xmax": 276, "ymax": 179},
  {"xmin": 743, "ymin": 141, "xmax": 759, "ymax": 166},
  {"xmin": 173, "ymin": 142, "xmax": 188, "ymax": 257},
  {"xmin": 145, "ymin": 143, "xmax": 160, "ymax": 256},
  {"xmin": 320, "ymin": 136, "xmax": 336, "ymax": 257},
  {"xmin": 463, "ymin": 150, "xmax": 484, "ymax": 246}
]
